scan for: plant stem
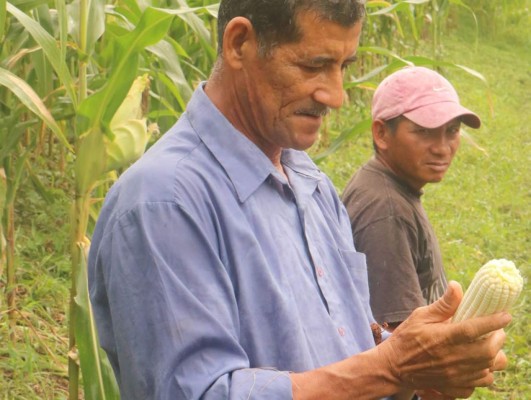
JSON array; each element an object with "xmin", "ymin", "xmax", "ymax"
[
  {"xmin": 5, "ymin": 194, "xmax": 16, "ymax": 339},
  {"xmin": 69, "ymin": 192, "xmax": 90, "ymax": 400},
  {"xmin": 69, "ymin": 0, "xmax": 88, "ymax": 396}
]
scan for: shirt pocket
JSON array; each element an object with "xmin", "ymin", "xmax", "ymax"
[{"xmin": 338, "ymin": 249, "xmax": 370, "ymax": 306}]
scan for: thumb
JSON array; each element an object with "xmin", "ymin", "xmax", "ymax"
[{"xmin": 422, "ymin": 281, "xmax": 463, "ymax": 322}]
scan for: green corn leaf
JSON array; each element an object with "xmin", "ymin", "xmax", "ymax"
[
  {"xmin": 173, "ymin": 0, "xmax": 212, "ymax": 42},
  {"xmin": 30, "ymin": 49, "xmax": 53, "ymax": 98},
  {"xmin": 0, "ymin": 123, "xmax": 26, "ymax": 163},
  {"xmin": 147, "ymin": 40, "xmax": 193, "ymax": 104},
  {"xmin": 6, "ymin": 2, "xmax": 77, "ymax": 107},
  {"xmin": 0, "ymin": 67, "xmax": 72, "ymax": 152},
  {"xmin": 25, "ymin": 158, "xmax": 55, "ymax": 204},
  {"xmin": 313, "ymin": 119, "xmax": 372, "ymax": 164},
  {"xmin": 400, "ymin": 55, "xmax": 487, "ymax": 83},
  {"xmin": 77, "ymin": 6, "xmax": 174, "ymax": 137},
  {"xmin": 0, "ymin": 167, "xmax": 6, "ymax": 223},
  {"xmin": 116, "ymin": 0, "xmax": 141, "ymax": 20},
  {"xmin": 151, "ymin": 71, "xmax": 187, "ymax": 113},
  {"xmin": 0, "ymin": 0, "xmax": 6, "ymax": 40},
  {"xmin": 365, "ymin": 1, "xmax": 392, "ymax": 8},
  {"xmin": 8, "ymin": 0, "xmax": 48, "ymax": 8},
  {"xmin": 55, "ymin": 0, "xmax": 67, "ymax": 58},
  {"xmin": 357, "ymin": 45, "xmax": 415, "ymax": 65},
  {"xmin": 74, "ymin": 241, "xmax": 120, "ymax": 400},
  {"xmin": 449, "ymin": 0, "xmax": 478, "ymax": 41},
  {"xmin": 156, "ymin": 2, "xmax": 217, "ymax": 61},
  {"xmin": 367, "ymin": 0, "xmax": 430, "ymax": 16},
  {"xmin": 347, "ymin": 55, "xmax": 487, "ymax": 88},
  {"xmin": 67, "ymin": 0, "xmax": 105, "ymax": 53},
  {"xmin": 75, "ymin": 126, "xmax": 107, "ymax": 195},
  {"xmin": 5, "ymin": 150, "xmax": 29, "ymax": 205},
  {"xmin": 344, "ymin": 64, "xmax": 390, "ymax": 88}
]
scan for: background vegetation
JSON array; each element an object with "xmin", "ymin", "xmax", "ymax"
[{"xmin": 1, "ymin": 0, "xmax": 529, "ymax": 398}]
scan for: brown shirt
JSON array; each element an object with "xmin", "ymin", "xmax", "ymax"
[{"xmin": 341, "ymin": 158, "xmax": 447, "ymax": 325}]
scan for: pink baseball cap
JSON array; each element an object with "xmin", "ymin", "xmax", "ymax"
[{"xmin": 371, "ymin": 66, "xmax": 481, "ymax": 129}]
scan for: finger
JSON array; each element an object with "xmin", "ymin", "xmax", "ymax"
[
  {"xmin": 453, "ymin": 313, "xmax": 511, "ymax": 342},
  {"xmin": 491, "ymin": 350, "xmax": 508, "ymax": 372},
  {"xmin": 432, "ymin": 386, "xmax": 475, "ymax": 399},
  {"xmin": 468, "ymin": 370, "xmax": 495, "ymax": 387},
  {"xmin": 416, "ymin": 281, "xmax": 463, "ymax": 323},
  {"xmin": 415, "ymin": 389, "xmax": 453, "ymax": 400}
]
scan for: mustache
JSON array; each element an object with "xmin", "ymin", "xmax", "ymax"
[{"xmin": 295, "ymin": 105, "xmax": 331, "ymax": 117}]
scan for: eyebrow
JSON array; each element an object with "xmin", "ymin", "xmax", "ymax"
[
  {"xmin": 307, "ymin": 54, "xmax": 358, "ymax": 66},
  {"xmin": 345, "ymin": 54, "xmax": 358, "ymax": 64}
]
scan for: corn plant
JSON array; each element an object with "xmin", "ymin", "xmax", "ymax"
[{"xmin": 2, "ymin": 0, "xmax": 219, "ymax": 398}]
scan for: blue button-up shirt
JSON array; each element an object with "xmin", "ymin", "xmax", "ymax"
[{"xmin": 88, "ymin": 84, "xmax": 378, "ymax": 399}]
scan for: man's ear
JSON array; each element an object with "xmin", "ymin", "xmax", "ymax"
[
  {"xmin": 372, "ymin": 119, "xmax": 389, "ymax": 152},
  {"xmin": 222, "ymin": 17, "xmax": 257, "ymax": 69}
]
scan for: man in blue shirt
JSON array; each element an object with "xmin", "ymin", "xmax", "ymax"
[{"xmin": 88, "ymin": 1, "xmax": 511, "ymax": 399}]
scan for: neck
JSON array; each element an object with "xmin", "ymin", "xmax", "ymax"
[
  {"xmin": 374, "ymin": 154, "xmax": 423, "ymax": 194},
  {"xmin": 205, "ymin": 71, "xmax": 285, "ymax": 178}
]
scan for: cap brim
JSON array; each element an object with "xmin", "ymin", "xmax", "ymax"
[{"xmin": 403, "ymin": 102, "xmax": 481, "ymax": 129}]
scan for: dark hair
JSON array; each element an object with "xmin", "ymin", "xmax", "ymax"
[
  {"xmin": 217, "ymin": 0, "xmax": 366, "ymax": 56},
  {"xmin": 373, "ymin": 115, "xmax": 403, "ymax": 153},
  {"xmin": 383, "ymin": 115, "xmax": 403, "ymax": 134}
]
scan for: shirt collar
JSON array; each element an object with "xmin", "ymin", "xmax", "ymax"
[{"xmin": 186, "ymin": 83, "xmax": 322, "ymax": 202}]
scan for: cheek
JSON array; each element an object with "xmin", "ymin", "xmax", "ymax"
[
  {"xmin": 447, "ymin": 139, "xmax": 460, "ymax": 158},
  {"xmin": 452, "ymin": 138, "xmax": 461, "ymax": 152}
]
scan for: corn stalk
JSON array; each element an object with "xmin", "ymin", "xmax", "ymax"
[
  {"xmin": 1, "ymin": 0, "xmax": 218, "ymax": 397},
  {"xmin": 0, "ymin": 168, "xmax": 5, "ymax": 281},
  {"xmin": 68, "ymin": 3, "xmax": 218, "ymax": 397}
]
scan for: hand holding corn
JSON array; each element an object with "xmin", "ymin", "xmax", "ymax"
[
  {"xmin": 452, "ymin": 259, "xmax": 524, "ymax": 323},
  {"xmin": 378, "ymin": 278, "xmax": 512, "ymax": 399}
]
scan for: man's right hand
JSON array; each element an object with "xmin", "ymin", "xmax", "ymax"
[{"xmin": 378, "ymin": 280, "xmax": 511, "ymax": 398}]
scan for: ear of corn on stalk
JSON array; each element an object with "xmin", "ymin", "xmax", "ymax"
[
  {"xmin": 453, "ymin": 259, "xmax": 524, "ymax": 323},
  {"xmin": 105, "ymin": 74, "xmax": 156, "ymax": 172}
]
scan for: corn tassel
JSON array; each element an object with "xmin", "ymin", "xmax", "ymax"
[{"xmin": 453, "ymin": 259, "xmax": 523, "ymax": 323}]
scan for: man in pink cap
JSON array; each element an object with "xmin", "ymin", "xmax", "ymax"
[{"xmin": 342, "ymin": 66, "xmax": 481, "ymax": 331}]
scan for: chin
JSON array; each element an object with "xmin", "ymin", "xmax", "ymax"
[
  {"xmin": 429, "ymin": 176, "xmax": 444, "ymax": 184},
  {"xmin": 292, "ymin": 133, "xmax": 320, "ymax": 151}
]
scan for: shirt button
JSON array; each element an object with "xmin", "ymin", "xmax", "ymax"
[
  {"xmin": 338, "ymin": 327, "xmax": 346, "ymax": 337},
  {"xmin": 316, "ymin": 267, "xmax": 324, "ymax": 277}
]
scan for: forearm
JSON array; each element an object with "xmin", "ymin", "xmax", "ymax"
[{"xmin": 291, "ymin": 345, "xmax": 400, "ymax": 399}]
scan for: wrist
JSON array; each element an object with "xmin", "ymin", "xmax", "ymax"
[{"xmin": 291, "ymin": 345, "xmax": 402, "ymax": 400}]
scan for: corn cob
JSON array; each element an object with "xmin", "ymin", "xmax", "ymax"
[{"xmin": 453, "ymin": 259, "xmax": 523, "ymax": 323}]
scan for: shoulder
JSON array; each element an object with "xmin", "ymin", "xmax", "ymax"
[
  {"xmin": 96, "ymin": 118, "xmax": 235, "ymax": 235},
  {"xmin": 342, "ymin": 160, "xmax": 396, "ymax": 213},
  {"xmin": 342, "ymin": 160, "xmax": 419, "ymax": 229}
]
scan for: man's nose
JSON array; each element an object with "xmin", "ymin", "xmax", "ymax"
[
  {"xmin": 430, "ymin": 132, "xmax": 455, "ymax": 155},
  {"xmin": 312, "ymin": 69, "xmax": 345, "ymax": 109}
]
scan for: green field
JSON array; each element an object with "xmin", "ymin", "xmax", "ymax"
[{"xmin": 1, "ymin": 2, "xmax": 529, "ymax": 398}]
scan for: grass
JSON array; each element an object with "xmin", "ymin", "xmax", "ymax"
[
  {"xmin": 1, "ymin": 157, "xmax": 71, "ymax": 399},
  {"xmin": 1, "ymin": 12, "xmax": 529, "ymax": 400}
]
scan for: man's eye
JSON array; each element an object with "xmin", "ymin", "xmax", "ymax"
[
  {"xmin": 415, "ymin": 128, "xmax": 430, "ymax": 135},
  {"xmin": 302, "ymin": 64, "xmax": 321, "ymax": 72}
]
